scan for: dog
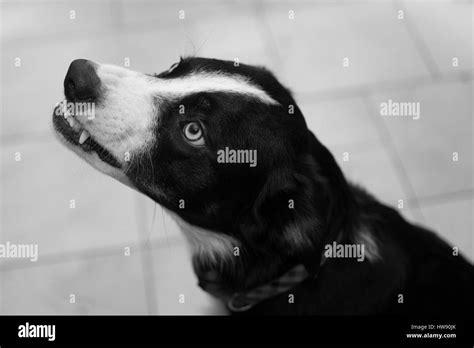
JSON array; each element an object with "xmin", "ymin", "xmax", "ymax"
[{"xmin": 52, "ymin": 58, "xmax": 474, "ymax": 315}]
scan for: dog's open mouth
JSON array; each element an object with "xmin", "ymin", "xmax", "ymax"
[{"xmin": 52, "ymin": 102, "xmax": 121, "ymax": 169}]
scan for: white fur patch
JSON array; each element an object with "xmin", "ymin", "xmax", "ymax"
[
  {"xmin": 166, "ymin": 210, "xmax": 239, "ymax": 266},
  {"xmin": 353, "ymin": 228, "xmax": 380, "ymax": 262},
  {"xmin": 284, "ymin": 220, "xmax": 380, "ymax": 263},
  {"xmin": 150, "ymin": 72, "xmax": 278, "ymax": 105},
  {"xmin": 284, "ymin": 220, "xmax": 315, "ymax": 252},
  {"xmin": 94, "ymin": 64, "xmax": 157, "ymax": 162}
]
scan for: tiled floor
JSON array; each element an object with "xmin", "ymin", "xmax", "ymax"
[{"xmin": 0, "ymin": 0, "xmax": 472, "ymax": 314}]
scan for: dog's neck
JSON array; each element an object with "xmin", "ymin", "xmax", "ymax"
[{"xmin": 171, "ymin": 187, "xmax": 380, "ymax": 298}]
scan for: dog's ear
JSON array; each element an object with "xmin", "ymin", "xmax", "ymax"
[
  {"xmin": 236, "ymin": 154, "xmax": 326, "ymax": 259},
  {"xmin": 235, "ymin": 130, "xmax": 358, "ymax": 271},
  {"xmin": 304, "ymin": 131, "xmax": 360, "ymax": 270},
  {"xmin": 306, "ymin": 130, "xmax": 358, "ymax": 234}
]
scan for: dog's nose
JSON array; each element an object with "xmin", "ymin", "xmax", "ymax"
[{"xmin": 64, "ymin": 59, "xmax": 101, "ymax": 102}]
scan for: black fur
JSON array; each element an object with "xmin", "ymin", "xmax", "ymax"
[{"xmin": 96, "ymin": 57, "xmax": 474, "ymax": 314}]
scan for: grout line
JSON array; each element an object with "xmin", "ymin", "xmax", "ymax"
[
  {"xmin": 361, "ymin": 94, "xmax": 426, "ymax": 223},
  {"xmin": 328, "ymin": 139, "xmax": 382, "ymax": 158},
  {"xmin": 254, "ymin": 0, "xmax": 284, "ymax": 73},
  {"xmin": 3, "ymin": 0, "xmax": 471, "ymax": 49},
  {"xmin": 134, "ymin": 196, "xmax": 160, "ymax": 315},
  {"xmin": 1, "ymin": 1, "xmax": 259, "ymax": 48},
  {"xmin": 0, "ymin": 234, "xmax": 184, "ymax": 272},
  {"xmin": 294, "ymin": 70, "xmax": 473, "ymax": 103},
  {"xmin": 0, "ymin": 131, "xmax": 56, "ymax": 146},
  {"xmin": 393, "ymin": 0, "xmax": 441, "ymax": 79},
  {"xmin": 407, "ymin": 188, "xmax": 474, "ymax": 209}
]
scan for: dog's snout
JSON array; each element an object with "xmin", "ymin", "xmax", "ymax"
[{"xmin": 64, "ymin": 59, "xmax": 100, "ymax": 102}]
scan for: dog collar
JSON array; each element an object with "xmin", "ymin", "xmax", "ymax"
[{"xmin": 226, "ymin": 264, "xmax": 310, "ymax": 312}]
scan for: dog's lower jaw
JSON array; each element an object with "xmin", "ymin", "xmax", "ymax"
[{"xmin": 53, "ymin": 124, "xmax": 136, "ymax": 190}]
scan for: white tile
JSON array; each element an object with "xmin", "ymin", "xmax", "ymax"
[
  {"xmin": 120, "ymin": 1, "xmax": 276, "ymax": 68},
  {"xmin": 121, "ymin": 0, "xmax": 205, "ymax": 28},
  {"xmin": 401, "ymin": 1, "xmax": 473, "ymax": 72},
  {"xmin": 420, "ymin": 198, "xmax": 473, "ymax": 263},
  {"xmin": 134, "ymin": 195, "xmax": 184, "ymax": 244},
  {"xmin": 1, "ymin": 252, "xmax": 148, "ymax": 314},
  {"xmin": 337, "ymin": 144, "xmax": 408, "ymax": 207},
  {"xmin": 1, "ymin": 1, "xmax": 116, "ymax": 44},
  {"xmin": 112, "ymin": 28, "xmax": 196, "ymax": 75},
  {"xmin": 301, "ymin": 97, "xmax": 379, "ymax": 149},
  {"xmin": 0, "ymin": 140, "xmax": 141, "ymax": 257},
  {"xmin": 372, "ymin": 80, "xmax": 472, "ymax": 199},
  {"xmin": 184, "ymin": 3, "xmax": 277, "ymax": 69},
  {"xmin": 151, "ymin": 242, "xmax": 227, "ymax": 315},
  {"xmin": 398, "ymin": 205, "xmax": 423, "ymax": 225},
  {"xmin": 263, "ymin": 2, "xmax": 430, "ymax": 93},
  {"xmin": 1, "ymin": 37, "xmax": 122, "ymax": 137}
]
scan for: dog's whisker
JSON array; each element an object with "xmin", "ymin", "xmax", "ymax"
[{"xmin": 160, "ymin": 204, "xmax": 169, "ymax": 247}]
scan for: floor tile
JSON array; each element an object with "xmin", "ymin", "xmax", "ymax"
[
  {"xmin": 419, "ymin": 198, "xmax": 473, "ymax": 263},
  {"xmin": 370, "ymin": 80, "xmax": 472, "ymax": 200},
  {"xmin": 1, "ymin": 251, "xmax": 148, "ymax": 314},
  {"xmin": 113, "ymin": 28, "xmax": 197, "ymax": 76},
  {"xmin": 151, "ymin": 242, "xmax": 227, "ymax": 315},
  {"xmin": 120, "ymin": 0, "xmax": 187, "ymax": 27},
  {"xmin": 1, "ymin": 139, "xmax": 141, "ymax": 257},
  {"xmin": 401, "ymin": 1, "xmax": 473, "ymax": 73},
  {"xmin": 121, "ymin": 1, "xmax": 276, "ymax": 70},
  {"xmin": 120, "ymin": 0, "xmax": 222, "ymax": 28},
  {"xmin": 397, "ymin": 205, "xmax": 423, "ymax": 225},
  {"xmin": 1, "ymin": 1, "xmax": 116, "ymax": 44},
  {"xmin": 134, "ymin": 195, "xmax": 183, "ymax": 244},
  {"xmin": 184, "ymin": 2, "xmax": 277, "ymax": 69},
  {"xmin": 301, "ymin": 97, "xmax": 379, "ymax": 149},
  {"xmin": 336, "ymin": 144, "xmax": 408, "ymax": 208},
  {"xmin": 0, "ymin": 0, "xmax": 471, "ymax": 317},
  {"xmin": 1, "ymin": 37, "xmax": 122, "ymax": 137},
  {"xmin": 263, "ymin": 2, "xmax": 430, "ymax": 94}
]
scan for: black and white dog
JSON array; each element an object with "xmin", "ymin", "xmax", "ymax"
[{"xmin": 53, "ymin": 58, "xmax": 473, "ymax": 315}]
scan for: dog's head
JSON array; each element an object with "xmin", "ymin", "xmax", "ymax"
[{"xmin": 53, "ymin": 57, "xmax": 355, "ymax": 289}]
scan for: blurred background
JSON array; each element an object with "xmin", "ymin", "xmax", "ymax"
[{"xmin": 0, "ymin": 0, "xmax": 472, "ymax": 314}]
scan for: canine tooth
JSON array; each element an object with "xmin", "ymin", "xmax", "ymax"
[
  {"xmin": 67, "ymin": 117, "xmax": 76, "ymax": 127},
  {"xmin": 79, "ymin": 130, "xmax": 90, "ymax": 145},
  {"xmin": 62, "ymin": 100, "xmax": 70, "ymax": 117}
]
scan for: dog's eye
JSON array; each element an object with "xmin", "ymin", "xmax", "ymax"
[{"xmin": 183, "ymin": 122, "xmax": 205, "ymax": 146}]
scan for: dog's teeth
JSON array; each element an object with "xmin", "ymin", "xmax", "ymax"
[
  {"xmin": 79, "ymin": 130, "xmax": 90, "ymax": 145},
  {"xmin": 67, "ymin": 117, "xmax": 76, "ymax": 127}
]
